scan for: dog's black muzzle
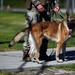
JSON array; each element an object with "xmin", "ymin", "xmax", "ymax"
[{"xmin": 68, "ymin": 20, "xmax": 75, "ymax": 32}]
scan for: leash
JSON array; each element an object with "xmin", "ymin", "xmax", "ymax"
[
  {"xmin": 57, "ymin": 10, "xmax": 65, "ymax": 20},
  {"xmin": 49, "ymin": 41, "xmax": 55, "ymax": 56},
  {"xmin": 51, "ymin": 9, "xmax": 66, "ymax": 21}
]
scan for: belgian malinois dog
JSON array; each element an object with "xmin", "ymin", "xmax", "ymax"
[
  {"xmin": 9, "ymin": 21, "xmax": 69, "ymax": 63},
  {"xmin": 67, "ymin": 13, "xmax": 75, "ymax": 31}
]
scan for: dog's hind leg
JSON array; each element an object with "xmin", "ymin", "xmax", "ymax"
[
  {"xmin": 28, "ymin": 32, "xmax": 43, "ymax": 63},
  {"xmin": 33, "ymin": 39, "xmax": 45, "ymax": 64},
  {"xmin": 28, "ymin": 32, "xmax": 37, "ymax": 62},
  {"xmin": 62, "ymin": 42, "xmax": 67, "ymax": 61},
  {"xmin": 32, "ymin": 32, "xmax": 44, "ymax": 63}
]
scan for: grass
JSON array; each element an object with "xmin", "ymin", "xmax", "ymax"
[
  {"xmin": 0, "ymin": 11, "xmax": 25, "ymax": 51},
  {"xmin": 50, "ymin": 64, "xmax": 75, "ymax": 71},
  {"xmin": 0, "ymin": 11, "xmax": 75, "ymax": 51},
  {"xmin": 0, "ymin": 71, "xmax": 25, "ymax": 75}
]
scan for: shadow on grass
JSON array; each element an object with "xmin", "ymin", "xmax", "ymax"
[
  {"xmin": 0, "ymin": 41, "xmax": 24, "ymax": 44},
  {"xmin": 72, "ymin": 35, "xmax": 75, "ymax": 37}
]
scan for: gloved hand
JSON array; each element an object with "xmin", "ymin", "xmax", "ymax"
[
  {"xmin": 37, "ymin": 4, "xmax": 45, "ymax": 12},
  {"xmin": 53, "ymin": 6, "xmax": 59, "ymax": 12}
]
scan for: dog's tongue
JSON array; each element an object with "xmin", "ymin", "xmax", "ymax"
[{"xmin": 68, "ymin": 29, "xmax": 72, "ymax": 35}]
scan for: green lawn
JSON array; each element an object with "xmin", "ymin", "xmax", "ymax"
[
  {"xmin": 0, "ymin": 11, "xmax": 75, "ymax": 51},
  {"xmin": 0, "ymin": 11, "xmax": 25, "ymax": 51}
]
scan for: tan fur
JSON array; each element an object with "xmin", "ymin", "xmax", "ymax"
[{"xmin": 9, "ymin": 21, "xmax": 69, "ymax": 63}]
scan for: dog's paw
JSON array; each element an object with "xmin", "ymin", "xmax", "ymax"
[
  {"xmin": 31, "ymin": 58, "xmax": 37, "ymax": 62},
  {"xmin": 63, "ymin": 59, "xmax": 68, "ymax": 62},
  {"xmin": 37, "ymin": 60, "xmax": 45, "ymax": 64},
  {"xmin": 57, "ymin": 59, "xmax": 63, "ymax": 63}
]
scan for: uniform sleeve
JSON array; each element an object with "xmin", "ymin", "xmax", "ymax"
[
  {"xmin": 31, "ymin": 0, "xmax": 41, "ymax": 6},
  {"xmin": 54, "ymin": 0, "xmax": 59, "ymax": 7}
]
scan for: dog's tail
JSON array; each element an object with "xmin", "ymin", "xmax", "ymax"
[{"xmin": 9, "ymin": 28, "xmax": 28, "ymax": 47}]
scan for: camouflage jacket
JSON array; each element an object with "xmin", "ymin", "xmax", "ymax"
[
  {"xmin": 25, "ymin": 0, "xmax": 59, "ymax": 9},
  {"xmin": 25, "ymin": 0, "xmax": 46, "ymax": 9}
]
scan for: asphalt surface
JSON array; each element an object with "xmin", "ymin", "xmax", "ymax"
[{"xmin": 0, "ymin": 47, "xmax": 75, "ymax": 73}]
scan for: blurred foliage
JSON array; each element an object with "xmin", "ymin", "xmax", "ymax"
[
  {"xmin": 4, "ymin": 0, "xmax": 25, "ymax": 8},
  {"xmin": 3, "ymin": 0, "xmax": 65, "ymax": 8},
  {"xmin": 59, "ymin": 0, "xmax": 65, "ymax": 8}
]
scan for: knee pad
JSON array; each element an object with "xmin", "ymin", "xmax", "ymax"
[
  {"xmin": 26, "ymin": 10, "xmax": 38, "ymax": 25},
  {"xmin": 29, "ymin": 32, "xmax": 36, "ymax": 54}
]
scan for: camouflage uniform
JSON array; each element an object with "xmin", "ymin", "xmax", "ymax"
[{"xmin": 23, "ymin": 0, "xmax": 59, "ymax": 61}]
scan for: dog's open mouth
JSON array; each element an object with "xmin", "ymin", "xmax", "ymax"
[{"xmin": 68, "ymin": 29, "xmax": 72, "ymax": 35}]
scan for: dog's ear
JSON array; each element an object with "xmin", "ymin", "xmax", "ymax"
[
  {"xmin": 66, "ymin": 11, "xmax": 71, "ymax": 22},
  {"xmin": 66, "ymin": 11, "xmax": 69, "ymax": 17}
]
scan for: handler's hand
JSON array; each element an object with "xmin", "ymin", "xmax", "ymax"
[
  {"xmin": 37, "ymin": 4, "xmax": 45, "ymax": 12},
  {"xmin": 53, "ymin": 6, "xmax": 59, "ymax": 12}
]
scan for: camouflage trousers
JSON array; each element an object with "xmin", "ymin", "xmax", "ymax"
[{"xmin": 23, "ymin": 9, "xmax": 39, "ymax": 52}]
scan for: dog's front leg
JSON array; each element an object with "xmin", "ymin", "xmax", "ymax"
[
  {"xmin": 56, "ymin": 42, "xmax": 63, "ymax": 63},
  {"xmin": 34, "ymin": 49, "xmax": 39, "ymax": 62},
  {"xmin": 62, "ymin": 35, "xmax": 71, "ymax": 61},
  {"xmin": 62, "ymin": 42, "xmax": 67, "ymax": 61}
]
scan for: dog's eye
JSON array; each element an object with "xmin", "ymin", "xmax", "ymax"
[{"xmin": 71, "ymin": 19, "xmax": 75, "ymax": 22}]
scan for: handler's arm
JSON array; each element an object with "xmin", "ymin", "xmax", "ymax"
[
  {"xmin": 31, "ymin": 0, "xmax": 50, "ymax": 21},
  {"xmin": 31, "ymin": 0, "xmax": 45, "ymax": 12},
  {"xmin": 53, "ymin": 0, "xmax": 60, "ymax": 12}
]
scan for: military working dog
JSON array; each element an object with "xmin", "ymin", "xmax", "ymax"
[{"xmin": 9, "ymin": 21, "xmax": 69, "ymax": 63}]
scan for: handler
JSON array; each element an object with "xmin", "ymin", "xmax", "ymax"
[{"xmin": 23, "ymin": 0, "xmax": 60, "ymax": 61}]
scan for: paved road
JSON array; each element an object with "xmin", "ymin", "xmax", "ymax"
[{"xmin": 0, "ymin": 47, "xmax": 75, "ymax": 73}]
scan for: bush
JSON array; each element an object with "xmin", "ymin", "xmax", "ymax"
[
  {"xmin": 3, "ymin": 0, "xmax": 65, "ymax": 8},
  {"xmin": 4, "ymin": 0, "xmax": 25, "ymax": 8}
]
